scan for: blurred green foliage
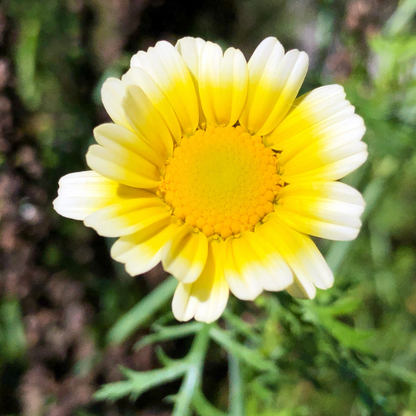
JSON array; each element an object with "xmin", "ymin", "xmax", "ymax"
[{"xmin": 3, "ymin": 0, "xmax": 416, "ymax": 415}]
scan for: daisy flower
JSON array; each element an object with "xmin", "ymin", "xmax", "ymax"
[{"xmin": 54, "ymin": 37, "xmax": 367, "ymax": 323}]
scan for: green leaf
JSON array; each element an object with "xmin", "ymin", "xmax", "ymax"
[
  {"xmin": 223, "ymin": 309, "xmax": 261, "ymax": 343},
  {"xmin": 375, "ymin": 361, "xmax": 416, "ymax": 386},
  {"xmin": 155, "ymin": 345, "xmax": 178, "ymax": 367},
  {"xmin": 135, "ymin": 322, "xmax": 203, "ymax": 351},
  {"xmin": 311, "ymin": 310, "xmax": 375, "ymax": 354},
  {"xmin": 94, "ymin": 362, "xmax": 188, "ymax": 401},
  {"xmin": 15, "ymin": 18, "xmax": 41, "ymax": 110},
  {"xmin": 384, "ymin": 0, "xmax": 416, "ymax": 36},
  {"xmin": 210, "ymin": 326, "xmax": 277, "ymax": 373},
  {"xmin": 316, "ymin": 297, "xmax": 362, "ymax": 317},
  {"xmin": 326, "ymin": 320, "xmax": 374, "ymax": 353},
  {"xmin": 0, "ymin": 298, "xmax": 27, "ymax": 361},
  {"xmin": 192, "ymin": 389, "xmax": 228, "ymax": 416}
]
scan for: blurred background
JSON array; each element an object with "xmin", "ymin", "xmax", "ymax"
[{"xmin": 1, "ymin": 0, "xmax": 416, "ymax": 415}]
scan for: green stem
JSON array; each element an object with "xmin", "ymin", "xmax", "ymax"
[
  {"xmin": 106, "ymin": 276, "xmax": 177, "ymax": 345},
  {"xmin": 229, "ymin": 351, "xmax": 244, "ymax": 416},
  {"xmin": 173, "ymin": 323, "xmax": 212, "ymax": 416},
  {"xmin": 384, "ymin": 0, "xmax": 416, "ymax": 36}
]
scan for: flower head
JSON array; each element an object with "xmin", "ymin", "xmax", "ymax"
[{"xmin": 54, "ymin": 37, "xmax": 367, "ymax": 323}]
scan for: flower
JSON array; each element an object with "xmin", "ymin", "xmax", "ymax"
[{"xmin": 54, "ymin": 37, "xmax": 367, "ymax": 323}]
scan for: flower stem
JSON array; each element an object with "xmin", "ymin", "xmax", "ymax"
[
  {"xmin": 173, "ymin": 323, "xmax": 212, "ymax": 416},
  {"xmin": 106, "ymin": 276, "xmax": 177, "ymax": 345},
  {"xmin": 229, "ymin": 350, "xmax": 245, "ymax": 416}
]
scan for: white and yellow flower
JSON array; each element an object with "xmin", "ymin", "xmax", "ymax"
[{"xmin": 54, "ymin": 37, "xmax": 367, "ymax": 323}]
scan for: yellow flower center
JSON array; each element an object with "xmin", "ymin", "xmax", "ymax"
[{"xmin": 159, "ymin": 125, "xmax": 282, "ymax": 239}]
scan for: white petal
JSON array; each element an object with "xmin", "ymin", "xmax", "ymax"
[
  {"xmin": 199, "ymin": 42, "xmax": 248, "ymax": 127},
  {"xmin": 131, "ymin": 41, "xmax": 199, "ymax": 136},
  {"xmin": 101, "ymin": 78, "xmax": 130, "ymax": 130},
  {"xmin": 172, "ymin": 239, "xmax": 229, "ymax": 323},
  {"xmin": 267, "ymin": 84, "xmax": 367, "ymax": 183},
  {"xmin": 93, "ymin": 123, "xmax": 165, "ymax": 173},
  {"xmin": 122, "ymin": 84, "xmax": 174, "ymax": 161},
  {"xmin": 84, "ymin": 194, "xmax": 171, "ymax": 237},
  {"xmin": 256, "ymin": 214, "xmax": 334, "ymax": 292},
  {"xmin": 281, "ymin": 140, "xmax": 368, "ymax": 183},
  {"xmin": 175, "ymin": 37, "xmax": 206, "ymax": 80},
  {"xmin": 175, "ymin": 36, "xmax": 207, "ymax": 127},
  {"xmin": 275, "ymin": 181, "xmax": 365, "ymax": 241},
  {"xmin": 86, "ymin": 144, "xmax": 161, "ymax": 189},
  {"xmin": 264, "ymin": 84, "xmax": 354, "ymax": 150},
  {"xmin": 240, "ymin": 37, "xmax": 309, "ymax": 135},
  {"xmin": 53, "ymin": 171, "xmax": 120, "ymax": 221},
  {"xmin": 111, "ymin": 219, "xmax": 180, "ymax": 276},
  {"xmin": 278, "ymin": 113, "xmax": 367, "ymax": 183},
  {"xmin": 162, "ymin": 226, "xmax": 208, "ymax": 284},
  {"xmin": 122, "ymin": 67, "xmax": 182, "ymax": 143},
  {"xmin": 224, "ymin": 231, "xmax": 293, "ymax": 300}
]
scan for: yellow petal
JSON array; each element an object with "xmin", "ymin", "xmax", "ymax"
[
  {"xmin": 256, "ymin": 214, "xmax": 334, "ymax": 295},
  {"xmin": 131, "ymin": 40, "xmax": 199, "ymax": 136},
  {"xmin": 264, "ymin": 85, "xmax": 353, "ymax": 150},
  {"xmin": 111, "ymin": 218, "xmax": 180, "ymax": 276},
  {"xmin": 282, "ymin": 143, "xmax": 368, "ymax": 184},
  {"xmin": 84, "ymin": 192, "xmax": 171, "ymax": 237},
  {"xmin": 279, "ymin": 113, "xmax": 366, "ymax": 164},
  {"xmin": 198, "ymin": 42, "xmax": 248, "ymax": 127},
  {"xmin": 276, "ymin": 181, "xmax": 365, "ymax": 241},
  {"xmin": 122, "ymin": 84, "xmax": 174, "ymax": 160},
  {"xmin": 94, "ymin": 123, "xmax": 165, "ymax": 173},
  {"xmin": 224, "ymin": 232, "xmax": 293, "ymax": 300},
  {"xmin": 270, "ymin": 84, "xmax": 367, "ymax": 182},
  {"xmin": 175, "ymin": 37, "xmax": 206, "ymax": 127},
  {"xmin": 239, "ymin": 37, "xmax": 308, "ymax": 136},
  {"xmin": 86, "ymin": 144, "xmax": 161, "ymax": 189},
  {"xmin": 278, "ymin": 114, "xmax": 367, "ymax": 183},
  {"xmin": 53, "ymin": 171, "xmax": 121, "ymax": 220},
  {"xmin": 162, "ymin": 226, "xmax": 208, "ymax": 284},
  {"xmin": 175, "ymin": 37, "xmax": 206, "ymax": 81},
  {"xmin": 122, "ymin": 67, "xmax": 182, "ymax": 143},
  {"xmin": 101, "ymin": 78, "xmax": 131, "ymax": 130},
  {"xmin": 172, "ymin": 239, "xmax": 229, "ymax": 323},
  {"xmin": 286, "ymin": 279, "xmax": 317, "ymax": 299}
]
